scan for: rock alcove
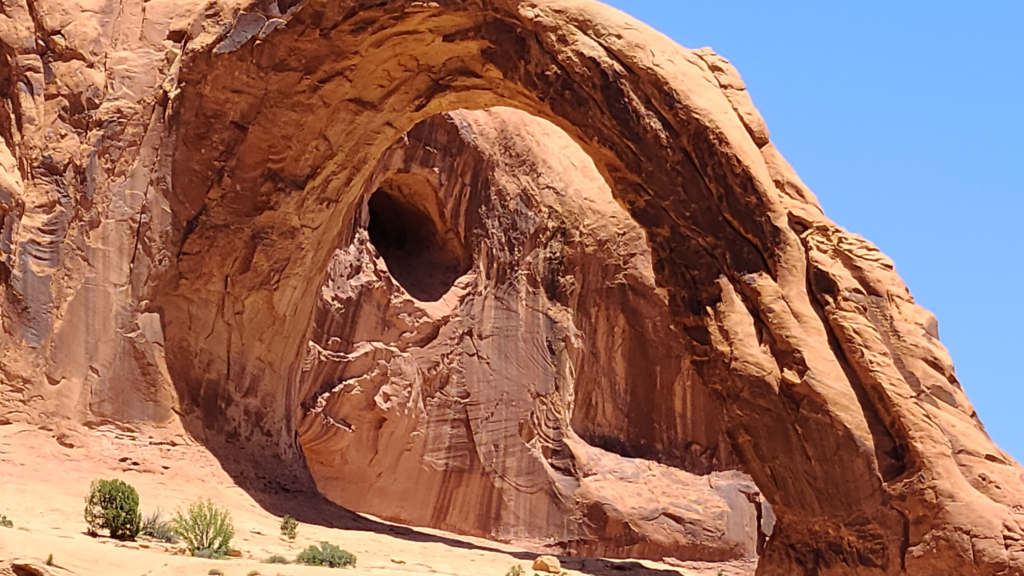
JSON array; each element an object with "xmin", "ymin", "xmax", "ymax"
[
  {"xmin": 365, "ymin": 178, "xmax": 471, "ymax": 302},
  {"xmin": 299, "ymin": 108, "xmax": 757, "ymax": 560}
]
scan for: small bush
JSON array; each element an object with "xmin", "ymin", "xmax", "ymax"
[
  {"xmin": 296, "ymin": 542, "xmax": 357, "ymax": 568},
  {"xmin": 280, "ymin": 514, "xmax": 299, "ymax": 540},
  {"xmin": 0, "ymin": 514, "xmax": 12, "ymax": 528},
  {"xmin": 193, "ymin": 548, "xmax": 225, "ymax": 559},
  {"xmin": 248, "ymin": 571, "xmax": 261, "ymax": 576},
  {"xmin": 172, "ymin": 499, "xmax": 234, "ymax": 557},
  {"xmin": 45, "ymin": 554, "xmax": 54, "ymax": 566},
  {"xmin": 507, "ymin": 566, "xmax": 524, "ymax": 576},
  {"xmin": 208, "ymin": 570, "xmax": 224, "ymax": 576},
  {"xmin": 263, "ymin": 554, "xmax": 290, "ymax": 564},
  {"xmin": 84, "ymin": 479, "xmax": 142, "ymax": 540},
  {"xmin": 141, "ymin": 510, "xmax": 178, "ymax": 543}
]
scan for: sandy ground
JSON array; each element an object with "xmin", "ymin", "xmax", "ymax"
[{"xmin": 0, "ymin": 422, "xmax": 754, "ymax": 576}]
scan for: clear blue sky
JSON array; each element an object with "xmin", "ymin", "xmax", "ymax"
[{"xmin": 603, "ymin": 1, "xmax": 1024, "ymax": 461}]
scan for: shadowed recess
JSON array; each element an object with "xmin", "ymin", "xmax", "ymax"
[{"xmin": 366, "ymin": 181, "xmax": 471, "ymax": 302}]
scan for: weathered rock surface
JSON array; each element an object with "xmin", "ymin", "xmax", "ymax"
[
  {"xmin": 533, "ymin": 556, "xmax": 562, "ymax": 573},
  {"xmin": 298, "ymin": 108, "xmax": 759, "ymax": 560},
  {"xmin": 1, "ymin": 0, "xmax": 1023, "ymax": 574},
  {"xmin": 7, "ymin": 559, "xmax": 75, "ymax": 576}
]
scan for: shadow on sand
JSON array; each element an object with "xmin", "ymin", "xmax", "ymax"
[{"xmin": 194, "ymin": 437, "xmax": 704, "ymax": 576}]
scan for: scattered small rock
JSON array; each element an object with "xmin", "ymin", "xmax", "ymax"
[
  {"xmin": 54, "ymin": 434, "xmax": 75, "ymax": 449},
  {"xmin": 390, "ymin": 559, "xmax": 407, "ymax": 564},
  {"xmin": 533, "ymin": 556, "xmax": 561, "ymax": 573}
]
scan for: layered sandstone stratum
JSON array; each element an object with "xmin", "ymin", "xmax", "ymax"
[{"xmin": 1, "ymin": 0, "xmax": 1023, "ymax": 575}]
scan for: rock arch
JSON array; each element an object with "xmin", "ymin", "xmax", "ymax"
[
  {"xmin": 295, "ymin": 107, "xmax": 759, "ymax": 560},
  {"xmin": 157, "ymin": 2, "xmax": 1024, "ymax": 574},
  {"xmin": 0, "ymin": 0, "xmax": 1022, "ymax": 573}
]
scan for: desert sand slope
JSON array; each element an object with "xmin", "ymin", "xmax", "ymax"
[{"xmin": 0, "ymin": 423, "xmax": 753, "ymax": 576}]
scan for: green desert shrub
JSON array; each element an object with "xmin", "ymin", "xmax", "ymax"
[
  {"xmin": 172, "ymin": 499, "xmax": 234, "ymax": 558},
  {"xmin": 140, "ymin": 510, "xmax": 178, "ymax": 543},
  {"xmin": 84, "ymin": 479, "xmax": 142, "ymax": 540},
  {"xmin": 296, "ymin": 542, "xmax": 357, "ymax": 568},
  {"xmin": 193, "ymin": 548, "xmax": 225, "ymax": 559},
  {"xmin": 263, "ymin": 554, "xmax": 289, "ymax": 564},
  {"xmin": 208, "ymin": 569, "xmax": 224, "ymax": 576},
  {"xmin": 506, "ymin": 566, "xmax": 524, "ymax": 576},
  {"xmin": 0, "ymin": 514, "xmax": 12, "ymax": 528},
  {"xmin": 280, "ymin": 514, "xmax": 299, "ymax": 540},
  {"xmin": 45, "ymin": 553, "xmax": 54, "ymax": 566},
  {"xmin": 248, "ymin": 571, "xmax": 261, "ymax": 576}
]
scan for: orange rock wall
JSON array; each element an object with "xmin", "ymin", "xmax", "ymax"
[{"xmin": 2, "ymin": 0, "xmax": 1023, "ymax": 573}]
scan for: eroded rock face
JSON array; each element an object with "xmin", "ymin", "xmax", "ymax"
[
  {"xmin": 297, "ymin": 108, "xmax": 758, "ymax": 560},
  {"xmin": 1, "ymin": 0, "xmax": 1023, "ymax": 574}
]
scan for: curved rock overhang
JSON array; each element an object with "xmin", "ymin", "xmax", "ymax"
[
  {"xmin": 0, "ymin": 0, "xmax": 1022, "ymax": 574},
  {"xmin": 296, "ymin": 107, "xmax": 759, "ymax": 561}
]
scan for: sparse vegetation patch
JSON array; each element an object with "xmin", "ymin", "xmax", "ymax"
[
  {"xmin": 141, "ymin": 509, "xmax": 178, "ymax": 543},
  {"xmin": 0, "ymin": 514, "xmax": 12, "ymax": 528},
  {"xmin": 193, "ymin": 548, "xmax": 225, "ymax": 559},
  {"xmin": 263, "ymin": 554, "xmax": 290, "ymax": 564},
  {"xmin": 280, "ymin": 514, "xmax": 299, "ymax": 540},
  {"xmin": 296, "ymin": 542, "xmax": 357, "ymax": 568},
  {"xmin": 172, "ymin": 499, "xmax": 234, "ymax": 558},
  {"xmin": 84, "ymin": 478, "xmax": 142, "ymax": 540}
]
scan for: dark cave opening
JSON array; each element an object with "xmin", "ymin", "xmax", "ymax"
[{"xmin": 366, "ymin": 185, "xmax": 470, "ymax": 302}]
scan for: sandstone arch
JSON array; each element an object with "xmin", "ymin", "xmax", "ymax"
[
  {"xmin": 295, "ymin": 107, "xmax": 760, "ymax": 561},
  {"xmin": 1, "ymin": 0, "xmax": 1023, "ymax": 574},
  {"xmin": 152, "ymin": 2, "xmax": 1024, "ymax": 573}
]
